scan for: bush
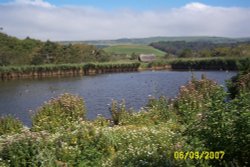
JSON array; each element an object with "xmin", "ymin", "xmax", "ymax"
[
  {"xmin": 184, "ymin": 92, "xmax": 250, "ymax": 166},
  {"xmin": 227, "ymin": 72, "xmax": 250, "ymax": 98},
  {"xmin": 227, "ymin": 59, "xmax": 250, "ymax": 98},
  {"xmin": 0, "ymin": 130, "xmax": 55, "ymax": 167},
  {"xmin": 174, "ymin": 75, "xmax": 225, "ymax": 124},
  {"xmin": 181, "ymin": 76, "xmax": 250, "ymax": 166},
  {"xmin": 31, "ymin": 93, "xmax": 86, "ymax": 132},
  {"xmin": 100, "ymin": 125, "xmax": 181, "ymax": 167},
  {"xmin": 0, "ymin": 122, "xmax": 106, "ymax": 167},
  {"xmin": 143, "ymin": 96, "xmax": 179, "ymax": 124},
  {"xmin": 109, "ymin": 100, "xmax": 131, "ymax": 125},
  {"xmin": 53, "ymin": 122, "xmax": 104, "ymax": 167},
  {"xmin": 0, "ymin": 116, "xmax": 23, "ymax": 136}
]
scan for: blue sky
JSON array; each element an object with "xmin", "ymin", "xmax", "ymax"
[
  {"xmin": 1, "ymin": 0, "xmax": 250, "ymax": 10},
  {"xmin": 39, "ymin": 0, "xmax": 250, "ymax": 9},
  {"xmin": 1, "ymin": 0, "xmax": 250, "ymax": 40},
  {"xmin": 56, "ymin": 0, "xmax": 250, "ymax": 9}
]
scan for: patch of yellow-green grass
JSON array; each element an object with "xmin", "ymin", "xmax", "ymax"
[{"xmin": 103, "ymin": 45, "xmax": 166, "ymax": 57}]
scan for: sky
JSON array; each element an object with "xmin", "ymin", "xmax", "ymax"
[{"xmin": 0, "ymin": 0, "xmax": 250, "ymax": 41}]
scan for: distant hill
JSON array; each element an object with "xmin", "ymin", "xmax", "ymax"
[
  {"xmin": 103, "ymin": 45, "xmax": 166, "ymax": 57},
  {"xmin": 59, "ymin": 36, "xmax": 250, "ymax": 46}
]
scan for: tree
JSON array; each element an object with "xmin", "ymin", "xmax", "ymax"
[
  {"xmin": 130, "ymin": 52, "xmax": 138, "ymax": 60},
  {"xmin": 179, "ymin": 48, "xmax": 193, "ymax": 58}
]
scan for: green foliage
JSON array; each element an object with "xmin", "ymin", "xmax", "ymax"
[
  {"xmin": 146, "ymin": 96, "xmax": 178, "ymax": 123},
  {"xmin": 138, "ymin": 57, "xmax": 248, "ymax": 70},
  {"xmin": 179, "ymin": 48, "xmax": 193, "ymax": 58},
  {"xmin": 53, "ymin": 122, "xmax": 104, "ymax": 167},
  {"xmin": 31, "ymin": 93, "xmax": 86, "ymax": 133},
  {"xmin": 109, "ymin": 100, "xmax": 131, "ymax": 125},
  {"xmin": 0, "ymin": 62, "xmax": 140, "ymax": 79},
  {"xmin": 171, "ymin": 57, "xmax": 246, "ymax": 70},
  {"xmin": 150, "ymin": 40, "xmax": 250, "ymax": 58},
  {"xmin": 0, "ymin": 33, "xmax": 42, "ymax": 66},
  {"xmin": 173, "ymin": 76, "xmax": 250, "ymax": 166},
  {"xmin": 174, "ymin": 75, "xmax": 225, "ymax": 124},
  {"xmin": 0, "ymin": 131, "xmax": 55, "ymax": 167},
  {"xmin": 102, "ymin": 125, "xmax": 180, "ymax": 167},
  {"xmin": 0, "ymin": 122, "xmax": 107, "ymax": 167},
  {"xmin": 227, "ymin": 59, "xmax": 250, "ymax": 98},
  {"xmin": 184, "ymin": 92, "xmax": 250, "ymax": 166},
  {"xmin": 227, "ymin": 72, "xmax": 250, "ymax": 98},
  {"xmin": 147, "ymin": 60, "xmax": 171, "ymax": 68},
  {"xmin": 0, "ymin": 116, "xmax": 23, "ymax": 136},
  {"xmin": 237, "ymin": 57, "xmax": 250, "ymax": 73},
  {"xmin": 130, "ymin": 52, "xmax": 139, "ymax": 60},
  {"xmin": 0, "ymin": 33, "xmax": 112, "ymax": 66}
]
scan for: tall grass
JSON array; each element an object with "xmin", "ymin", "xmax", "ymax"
[
  {"xmin": 0, "ymin": 62, "xmax": 141, "ymax": 79},
  {"xmin": 0, "ymin": 57, "xmax": 247, "ymax": 76}
]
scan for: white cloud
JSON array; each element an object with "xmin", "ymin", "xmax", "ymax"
[
  {"xmin": 184, "ymin": 2, "xmax": 209, "ymax": 10},
  {"xmin": 0, "ymin": 0, "xmax": 250, "ymax": 41},
  {"xmin": 13, "ymin": 0, "xmax": 53, "ymax": 7}
]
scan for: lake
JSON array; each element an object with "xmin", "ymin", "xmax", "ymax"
[{"xmin": 0, "ymin": 70, "xmax": 236, "ymax": 126}]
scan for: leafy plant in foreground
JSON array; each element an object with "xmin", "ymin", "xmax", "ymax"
[
  {"xmin": 31, "ymin": 93, "xmax": 86, "ymax": 133},
  {"xmin": 109, "ymin": 100, "xmax": 131, "ymax": 125},
  {"xmin": 0, "ymin": 116, "xmax": 23, "ymax": 136}
]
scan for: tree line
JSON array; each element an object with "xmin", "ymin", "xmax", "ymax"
[
  {"xmin": 0, "ymin": 33, "xmax": 110, "ymax": 66},
  {"xmin": 150, "ymin": 41, "xmax": 250, "ymax": 58}
]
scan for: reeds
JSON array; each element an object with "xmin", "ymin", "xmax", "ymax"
[{"xmin": 0, "ymin": 62, "xmax": 141, "ymax": 79}]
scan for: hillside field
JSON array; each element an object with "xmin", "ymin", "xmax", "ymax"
[
  {"xmin": 103, "ymin": 45, "xmax": 166, "ymax": 57},
  {"xmin": 67, "ymin": 36, "xmax": 250, "ymax": 46}
]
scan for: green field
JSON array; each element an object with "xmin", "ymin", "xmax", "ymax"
[{"xmin": 103, "ymin": 45, "xmax": 166, "ymax": 57}]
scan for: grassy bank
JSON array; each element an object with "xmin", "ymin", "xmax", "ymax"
[
  {"xmin": 0, "ymin": 69, "xmax": 249, "ymax": 166},
  {"xmin": 141, "ymin": 57, "xmax": 250, "ymax": 71},
  {"xmin": 1, "ymin": 57, "xmax": 249, "ymax": 79},
  {"xmin": 0, "ymin": 62, "xmax": 140, "ymax": 79}
]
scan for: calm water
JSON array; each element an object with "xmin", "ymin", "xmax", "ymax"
[{"xmin": 0, "ymin": 70, "xmax": 236, "ymax": 126}]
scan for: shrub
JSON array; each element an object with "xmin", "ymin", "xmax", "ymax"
[
  {"xmin": 31, "ymin": 93, "xmax": 86, "ymax": 132},
  {"xmin": 181, "ymin": 76, "xmax": 250, "ymax": 166},
  {"xmin": 0, "ymin": 116, "xmax": 23, "ymax": 136},
  {"xmin": 174, "ymin": 75, "xmax": 225, "ymax": 124},
  {"xmin": 184, "ymin": 92, "xmax": 250, "ymax": 167},
  {"xmin": 109, "ymin": 100, "xmax": 131, "ymax": 125},
  {"xmin": 227, "ymin": 92, "xmax": 250, "ymax": 166},
  {"xmin": 53, "ymin": 122, "xmax": 104, "ymax": 167},
  {"xmin": 0, "ymin": 130, "xmax": 55, "ymax": 167},
  {"xmin": 101, "ymin": 125, "xmax": 183, "ymax": 167},
  {"xmin": 227, "ymin": 58, "xmax": 250, "ymax": 98},
  {"xmin": 92, "ymin": 115, "xmax": 111, "ymax": 127},
  {"xmin": 227, "ymin": 72, "xmax": 250, "ymax": 98}
]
